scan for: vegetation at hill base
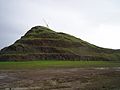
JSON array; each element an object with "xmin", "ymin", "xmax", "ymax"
[{"xmin": 0, "ymin": 61, "xmax": 119, "ymax": 69}]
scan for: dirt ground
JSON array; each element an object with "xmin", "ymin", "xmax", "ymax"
[{"xmin": 0, "ymin": 67, "xmax": 120, "ymax": 90}]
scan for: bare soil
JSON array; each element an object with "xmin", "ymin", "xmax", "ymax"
[{"xmin": 0, "ymin": 68, "xmax": 120, "ymax": 90}]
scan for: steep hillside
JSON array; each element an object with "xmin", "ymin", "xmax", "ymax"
[{"xmin": 0, "ymin": 26, "xmax": 120, "ymax": 61}]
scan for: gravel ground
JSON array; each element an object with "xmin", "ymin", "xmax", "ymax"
[{"xmin": 0, "ymin": 67, "xmax": 120, "ymax": 90}]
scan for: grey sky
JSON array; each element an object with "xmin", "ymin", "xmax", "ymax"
[{"xmin": 0, "ymin": 0, "xmax": 120, "ymax": 49}]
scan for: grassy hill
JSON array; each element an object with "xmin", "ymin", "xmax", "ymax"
[{"xmin": 0, "ymin": 26, "xmax": 120, "ymax": 61}]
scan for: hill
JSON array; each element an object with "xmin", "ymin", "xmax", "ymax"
[{"xmin": 0, "ymin": 26, "xmax": 120, "ymax": 61}]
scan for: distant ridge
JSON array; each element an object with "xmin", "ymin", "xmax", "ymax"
[{"xmin": 0, "ymin": 26, "xmax": 120, "ymax": 61}]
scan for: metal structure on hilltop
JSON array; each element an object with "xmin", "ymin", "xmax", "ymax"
[{"xmin": 43, "ymin": 18, "xmax": 49, "ymax": 28}]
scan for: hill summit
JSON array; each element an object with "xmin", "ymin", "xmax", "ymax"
[{"xmin": 0, "ymin": 26, "xmax": 120, "ymax": 61}]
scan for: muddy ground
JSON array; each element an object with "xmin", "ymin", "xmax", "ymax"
[{"xmin": 0, "ymin": 68, "xmax": 120, "ymax": 90}]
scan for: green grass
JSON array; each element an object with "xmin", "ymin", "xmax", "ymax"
[{"xmin": 0, "ymin": 61, "xmax": 120, "ymax": 69}]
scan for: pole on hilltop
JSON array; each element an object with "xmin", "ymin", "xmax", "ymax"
[{"xmin": 43, "ymin": 18, "xmax": 49, "ymax": 28}]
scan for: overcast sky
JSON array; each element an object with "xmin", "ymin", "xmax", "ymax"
[{"xmin": 0, "ymin": 0, "xmax": 120, "ymax": 49}]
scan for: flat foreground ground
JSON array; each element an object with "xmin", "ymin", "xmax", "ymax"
[{"xmin": 0, "ymin": 67, "xmax": 120, "ymax": 90}]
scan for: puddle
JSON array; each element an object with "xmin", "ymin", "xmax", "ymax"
[
  {"xmin": 0, "ymin": 74, "xmax": 8, "ymax": 79},
  {"xmin": 94, "ymin": 67, "xmax": 120, "ymax": 71},
  {"xmin": 95, "ymin": 67, "xmax": 109, "ymax": 70}
]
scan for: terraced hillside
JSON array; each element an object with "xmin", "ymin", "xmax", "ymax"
[{"xmin": 0, "ymin": 26, "xmax": 120, "ymax": 61}]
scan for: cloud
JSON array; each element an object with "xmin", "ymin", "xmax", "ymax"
[{"xmin": 0, "ymin": 0, "xmax": 120, "ymax": 49}]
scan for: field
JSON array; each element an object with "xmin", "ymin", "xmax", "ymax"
[
  {"xmin": 0, "ymin": 61, "xmax": 120, "ymax": 69},
  {"xmin": 0, "ymin": 61, "xmax": 120, "ymax": 90}
]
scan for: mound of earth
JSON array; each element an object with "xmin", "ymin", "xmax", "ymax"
[{"xmin": 0, "ymin": 26, "xmax": 120, "ymax": 61}]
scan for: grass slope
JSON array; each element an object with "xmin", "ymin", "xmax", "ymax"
[{"xmin": 1, "ymin": 26, "xmax": 120, "ymax": 61}]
